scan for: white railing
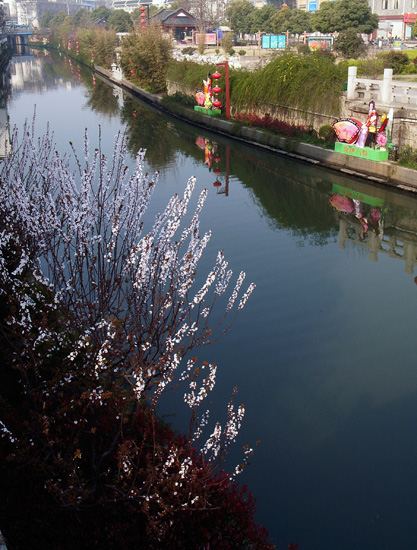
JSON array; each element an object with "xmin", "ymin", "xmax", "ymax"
[{"xmin": 347, "ymin": 66, "xmax": 417, "ymax": 107}]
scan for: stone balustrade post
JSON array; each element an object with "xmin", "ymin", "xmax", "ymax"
[
  {"xmin": 347, "ymin": 66, "xmax": 357, "ymax": 100},
  {"xmin": 381, "ymin": 68, "xmax": 393, "ymax": 104},
  {"xmin": 111, "ymin": 62, "xmax": 123, "ymax": 82}
]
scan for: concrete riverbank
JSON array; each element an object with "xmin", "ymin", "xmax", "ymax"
[{"xmin": 95, "ymin": 65, "xmax": 417, "ymax": 196}]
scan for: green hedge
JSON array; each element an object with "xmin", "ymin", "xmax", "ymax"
[{"xmin": 168, "ymin": 52, "xmax": 347, "ymax": 117}]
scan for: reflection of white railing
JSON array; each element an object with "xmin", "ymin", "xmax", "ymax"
[
  {"xmin": 347, "ymin": 66, "xmax": 417, "ymax": 107},
  {"xmin": 338, "ymin": 216, "xmax": 417, "ymax": 274}
]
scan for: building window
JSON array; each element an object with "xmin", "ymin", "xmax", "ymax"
[
  {"xmin": 382, "ymin": 0, "xmax": 388, "ymax": 8},
  {"xmin": 412, "ymin": 0, "xmax": 416, "ymax": 9},
  {"xmin": 393, "ymin": 0, "xmax": 398, "ymax": 8}
]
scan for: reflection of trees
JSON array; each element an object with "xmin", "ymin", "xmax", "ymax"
[
  {"xmin": 121, "ymin": 97, "xmax": 183, "ymax": 171},
  {"xmin": 84, "ymin": 79, "xmax": 119, "ymax": 119},
  {"xmin": 121, "ymin": 98, "xmax": 339, "ymax": 246},
  {"xmin": 230, "ymin": 149, "xmax": 338, "ymax": 246},
  {"xmin": 21, "ymin": 52, "xmax": 391, "ymax": 248},
  {"xmin": 38, "ymin": 51, "xmax": 84, "ymax": 84}
]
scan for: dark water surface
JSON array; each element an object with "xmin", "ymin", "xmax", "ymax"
[{"xmin": 4, "ymin": 49, "xmax": 417, "ymax": 550}]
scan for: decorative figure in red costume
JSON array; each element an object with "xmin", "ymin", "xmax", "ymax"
[{"xmin": 365, "ymin": 101, "xmax": 378, "ymax": 149}]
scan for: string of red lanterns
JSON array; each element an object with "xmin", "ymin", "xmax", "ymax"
[
  {"xmin": 140, "ymin": 6, "xmax": 146, "ymax": 30},
  {"xmin": 212, "ymin": 71, "xmax": 221, "ymax": 110}
]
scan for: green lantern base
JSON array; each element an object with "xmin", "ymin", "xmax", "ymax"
[
  {"xmin": 194, "ymin": 106, "xmax": 221, "ymax": 116},
  {"xmin": 334, "ymin": 142, "xmax": 389, "ymax": 162}
]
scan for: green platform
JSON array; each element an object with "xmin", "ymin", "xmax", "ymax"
[
  {"xmin": 334, "ymin": 142, "xmax": 389, "ymax": 161},
  {"xmin": 194, "ymin": 106, "xmax": 221, "ymax": 116}
]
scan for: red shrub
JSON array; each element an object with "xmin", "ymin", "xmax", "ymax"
[{"xmin": 234, "ymin": 112, "xmax": 308, "ymax": 137}]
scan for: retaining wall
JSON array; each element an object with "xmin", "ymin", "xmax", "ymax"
[
  {"xmin": 168, "ymin": 68, "xmax": 417, "ymax": 148},
  {"xmin": 97, "ymin": 65, "xmax": 417, "ymax": 195}
]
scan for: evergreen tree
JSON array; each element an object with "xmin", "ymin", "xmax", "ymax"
[
  {"xmin": 108, "ymin": 9, "xmax": 133, "ymax": 32},
  {"xmin": 313, "ymin": 0, "xmax": 378, "ymax": 34},
  {"xmin": 226, "ymin": 0, "xmax": 256, "ymax": 35}
]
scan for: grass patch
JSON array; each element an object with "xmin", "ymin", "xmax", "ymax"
[{"xmin": 398, "ymin": 145, "xmax": 417, "ymax": 169}]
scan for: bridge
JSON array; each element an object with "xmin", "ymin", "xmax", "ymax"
[{"xmin": 1, "ymin": 24, "xmax": 33, "ymax": 47}]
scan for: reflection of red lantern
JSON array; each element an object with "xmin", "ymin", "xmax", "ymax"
[
  {"xmin": 130, "ymin": 70, "xmax": 135, "ymax": 74},
  {"xmin": 212, "ymin": 71, "xmax": 221, "ymax": 80},
  {"xmin": 213, "ymin": 156, "xmax": 221, "ymax": 163},
  {"xmin": 213, "ymin": 100, "xmax": 221, "ymax": 109},
  {"xmin": 213, "ymin": 180, "xmax": 221, "ymax": 187},
  {"xmin": 141, "ymin": 26, "xmax": 146, "ymax": 29},
  {"xmin": 213, "ymin": 169, "xmax": 221, "ymax": 175}
]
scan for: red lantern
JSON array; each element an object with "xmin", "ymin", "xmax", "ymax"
[
  {"xmin": 212, "ymin": 71, "xmax": 221, "ymax": 80},
  {"xmin": 141, "ymin": 26, "xmax": 146, "ymax": 29},
  {"xmin": 213, "ymin": 156, "xmax": 221, "ymax": 163},
  {"xmin": 140, "ymin": 6, "xmax": 146, "ymax": 10},
  {"xmin": 212, "ymin": 100, "xmax": 221, "ymax": 109},
  {"xmin": 213, "ymin": 85, "xmax": 221, "ymax": 94}
]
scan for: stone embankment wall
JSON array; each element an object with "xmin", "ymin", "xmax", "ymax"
[
  {"xmin": 99, "ymin": 65, "xmax": 417, "ymax": 193},
  {"xmin": 169, "ymin": 67, "xmax": 417, "ymax": 148},
  {"xmin": 167, "ymin": 80, "xmax": 337, "ymax": 133}
]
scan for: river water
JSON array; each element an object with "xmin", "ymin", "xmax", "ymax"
[{"xmin": 3, "ymin": 49, "xmax": 417, "ymax": 550}]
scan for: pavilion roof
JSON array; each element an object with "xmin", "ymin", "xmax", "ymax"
[{"xmin": 151, "ymin": 8, "xmax": 198, "ymax": 28}]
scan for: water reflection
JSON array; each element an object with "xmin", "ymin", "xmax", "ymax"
[
  {"xmin": 121, "ymin": 96, "xmax": 182, "ymax": 170},
  {"xmin": 85, "ymin": 77, "xmax": 120, "ymax": 119},
  {"xmin": 0, "ymin": 61, "xmax": 10, "ymax": 158},
  {"xmin": 195, "ymin": 137, "xmax": 230, "ymax": 195},
  {"xmin": 330, "ymin": 182, "xmax": 417, "ymax": 277}
]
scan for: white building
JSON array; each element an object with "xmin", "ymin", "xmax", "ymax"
[
  {"xmin": 6, "ymin": 0, "xmax": 97, "ymax": 26},
  {"xmin": 112, "ymin": 0, "xmax": 168, "ymax": 12}
]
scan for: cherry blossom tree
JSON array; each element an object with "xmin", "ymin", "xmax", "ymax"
[{"xmin": 0, "ymin": 119, "xmax": 272, "ymax": 548}]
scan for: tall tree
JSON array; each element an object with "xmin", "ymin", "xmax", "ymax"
[
  {"xmin": 120, "ymin": 26, "xmax": 172, "ymax": 93},
  {"xmin": 270, "ymin": 5, "xmax": 292, "ymax": 34},
  {"xmin": 313, "ymin": 0, "xmax": 378, "ymax": 34},
  {"xmin": 73, "ymin": 8, "xmax": 91, "ymax": 28},
  {"xmin": 287, "ymin": 9, "xmax": 313, "ymax": 35},
  {"xmin": 40, "ymin": 11, "xmax": 54, "ymax": 28},
  {"xmin": 48, "ymin": 11, "xmax": 68, "ymax": 29},
  {"xmin": 91, "ymin": 5, "xmax": 112, "ymax": 22},
  {"xmin": 108, "ymin": 9, "xmax": 133, "ymax": 32},
  {"xmin": 249, "ymin": 4, "xmax": 277, "ymax": 33},
  {"xmin": 226, "ymin": 0, "xmax": 256, "ymax": 35}
]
